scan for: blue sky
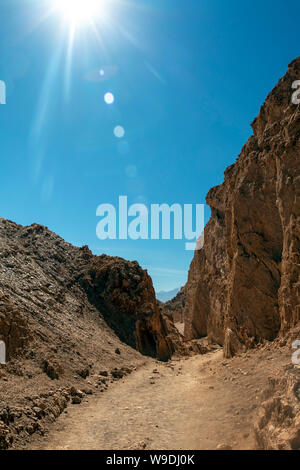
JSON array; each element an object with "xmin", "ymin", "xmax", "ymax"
[{"xmin": 0, "ymin": 0, "xmax": 299, "ymax": 291}]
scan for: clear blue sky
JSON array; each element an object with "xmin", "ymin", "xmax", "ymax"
[{"xmin": 0, "ymin": 0, "xmax": 299, "ymax": 291}]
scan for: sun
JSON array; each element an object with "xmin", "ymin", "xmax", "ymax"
[{"xmin": 54, "ymin": 0, "xmax": 105, "ymax": 25}]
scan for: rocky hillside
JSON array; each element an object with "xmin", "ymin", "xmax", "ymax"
[
  {"xmin": 0, "ymin": 218, "xmax": 177, "ymax": 362},
  {"xmin": 184, "ymin": 57, "xmax": 300, "ymax": 357},
  {"xmin": 0, "ymin": 218, "xmax": 182, "ymax": 448}
]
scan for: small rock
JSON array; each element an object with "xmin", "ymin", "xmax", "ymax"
[
  {"xmin": 72, "ymin": 396, "xmax": 82, "ymax": 405},
  {"xmin": 217, "ymin": 444, "xmax": 233, "ymax": 450},
  {"xmin": 99, "ymin": 371, "xmax": 108, "ymax": 377},
  {"xmin": 32, "ymin": 407, "xmax": 43, "ymax": 419}
]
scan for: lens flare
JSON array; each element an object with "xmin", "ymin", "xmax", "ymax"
[
  {"xmin": 54, "ymin": 0, "xmax": 104, "ymax": 24},
  {"xmin": 104, "ymin": 92, "xmax": 115, "ymax": 104},
  {"xmin": 114, "ymin": 125, "xmax": 125, "ymax": 138}
]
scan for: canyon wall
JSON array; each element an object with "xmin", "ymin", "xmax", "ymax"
[{"xmin": 184, "ymin": 58, "xmax": 300, "ymax": 357}]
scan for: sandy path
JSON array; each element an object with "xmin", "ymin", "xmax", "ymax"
[{"xmin": 27, "ymin": 349, "xmax": 267, "ymax": 450}]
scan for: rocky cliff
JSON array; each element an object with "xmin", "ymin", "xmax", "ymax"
[{"xmin": 184, "ymin": 57, "xmax": 300, "ymax": 357}]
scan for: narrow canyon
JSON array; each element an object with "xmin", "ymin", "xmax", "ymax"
[{"xmin": 1, "ymin": 58, "xmax": 300, "ymax": 451}]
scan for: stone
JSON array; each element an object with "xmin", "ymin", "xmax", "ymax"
[
  {"xmin": 217, "ymin": 444, "xmax": 233, "ymax": 450},
  {"xmin": 71, "ymin": 396, "xmax": 82, "ymax": 405}
]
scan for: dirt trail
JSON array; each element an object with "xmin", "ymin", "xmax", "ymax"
[{"xmin": 27, "ymin": 345, "xmax": 292, "ymax": 451}]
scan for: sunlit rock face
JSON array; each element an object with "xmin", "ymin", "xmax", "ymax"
[
  {"xmin": 78, "ymin": 254, "xmax": 175, "ymax": 361},
  {"xmin": 184, "ymin": 57, "xmax": 300, "ymax": 357}
]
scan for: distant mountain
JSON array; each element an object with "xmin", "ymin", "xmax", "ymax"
[{"xmin": 156, "ymin": 288, "xmax": 180, "ymax": 303}]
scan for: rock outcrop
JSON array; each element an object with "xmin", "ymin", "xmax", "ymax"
[
  {"xmin": 184, "ymin": 58, "xmax": 300, "ymax": 357},
  {"xmin": 76, "ymin": 253, "xmax": 173, "ymax": 361}
]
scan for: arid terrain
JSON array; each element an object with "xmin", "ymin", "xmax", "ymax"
[
  {"xmin": 25, "ymin": 344, "xmax": 295, "ymax": 451},
  {"xmin": 1, "ymin": 57, "xmax": 300, "ymax": 451}
]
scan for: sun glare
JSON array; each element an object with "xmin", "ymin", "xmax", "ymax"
[{"xmin": 54, "ymin": 0, "xmax": 105, "ymax": 25}]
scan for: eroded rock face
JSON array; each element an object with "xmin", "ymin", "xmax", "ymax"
[
  {"xmin": 78, "ymin": 255, "xmax": 173, "ymax": 360},
  {"xmin": 254, "ymin": 369, "xmax": 300, "ymax": 450},
  {"xmin": 184, "ymin": 57, "xmax": 300, "ymax": 356}
]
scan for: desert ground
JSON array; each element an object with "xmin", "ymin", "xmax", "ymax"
[{"xmin": 26, "ymin": 344, "xmax": 291, "ymax": 450}]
